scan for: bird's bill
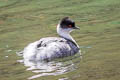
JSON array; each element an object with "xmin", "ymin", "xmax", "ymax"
[{"xmin": 73, "ymin": 26, "xmax": 80, "ymax": 29}]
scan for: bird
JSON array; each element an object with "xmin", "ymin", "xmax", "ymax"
[{"xmin": 21, "ymin": 17, "xmax": 80, "ymax": 62}]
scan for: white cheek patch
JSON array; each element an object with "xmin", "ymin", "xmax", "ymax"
[{"xmin": 65, "ymin": 28, "xmax": 73, "ymax": 32}]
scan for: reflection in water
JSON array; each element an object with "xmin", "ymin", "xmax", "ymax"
[
  {"xmin": 16, "ymin": 46, "xmax": 91, "ymax": 80},
  {"xmin": 17, "ymin": 54, "xmax": 81, "ymax": 80},
  {"xmin": 17, "ymin": 47, "xmax": 85, "ymax": 80},
  {"xmin": 25, "ymin": 61, "xmax": 67, "ymax": 79}
]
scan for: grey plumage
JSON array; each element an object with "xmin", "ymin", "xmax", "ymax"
[{"xmin": 23, "ymin": 37, "xmax": 79, "ymax": 61}]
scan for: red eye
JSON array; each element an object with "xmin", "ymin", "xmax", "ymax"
[{"xmin": 68, "ymin": 25, "xmax": 72, "ymax": 28}]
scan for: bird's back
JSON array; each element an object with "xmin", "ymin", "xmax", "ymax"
[{"xmin": 23, "ymin": 37, "xmax": 79, "ymax": 61}]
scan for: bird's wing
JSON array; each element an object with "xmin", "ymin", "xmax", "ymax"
[{"xmin": 36, "ymin": 37, "xmax": 67, "ymax": 48}]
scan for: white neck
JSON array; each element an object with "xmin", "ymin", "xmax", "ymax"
[
  {"xmin": 57, "ymin": 24, "xmax": 72, "ymax": 40},
  {"xmin": 57, "ymin": 24, "xmax": 79, "ymax": 48}
]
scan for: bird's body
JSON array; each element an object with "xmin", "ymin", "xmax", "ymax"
[
  {"xmin": 23, "ymin": 37, "xmax": 79, "ymax": 61},
  {"xmin": 22, "ymin": 17, "xmax": 80, "ymax": 61}
]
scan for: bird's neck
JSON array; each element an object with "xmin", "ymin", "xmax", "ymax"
[
  {"xmin": 57, "ymin": 24, "xmax": 79, "ymax": 48},
  {"xmin": 57, "ymin": 24, "xmax": 72, "ymax": 40}
]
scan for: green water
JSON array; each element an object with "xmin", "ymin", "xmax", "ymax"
[{"xmin": 0, "ymin": 0, "xmax": 120, "ymax": 80}]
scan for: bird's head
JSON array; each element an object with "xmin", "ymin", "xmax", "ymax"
[{"xmin": 57, "ymin": 17, "xmax": 79, "ymax": 36}]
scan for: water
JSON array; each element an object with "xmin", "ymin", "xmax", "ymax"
[
  {"xmin": 17, "ymin": 52, "xmax": 82, "ymax": 80},
  {"xmin": 1, "ymin": 0, "xmax": 120, "ymax": 80}
]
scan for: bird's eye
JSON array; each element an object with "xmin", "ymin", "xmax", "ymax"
[{"xmin": 68, "ymin": 25, "xmax": 72, "ymax": 28}]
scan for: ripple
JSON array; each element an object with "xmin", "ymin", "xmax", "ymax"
[{"xmin": 17, "ymin": 53, "xmax": 82, "ymax": 80}]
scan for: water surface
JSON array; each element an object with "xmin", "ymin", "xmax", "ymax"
[{"xmin": 0, "ymin": 0, "xmax": 120, "ymax": 80}]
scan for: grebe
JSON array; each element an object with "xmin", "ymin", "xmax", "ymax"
[{"xmin": 22, "ymin": 17, "xmax": 80, "ymax": 61}]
